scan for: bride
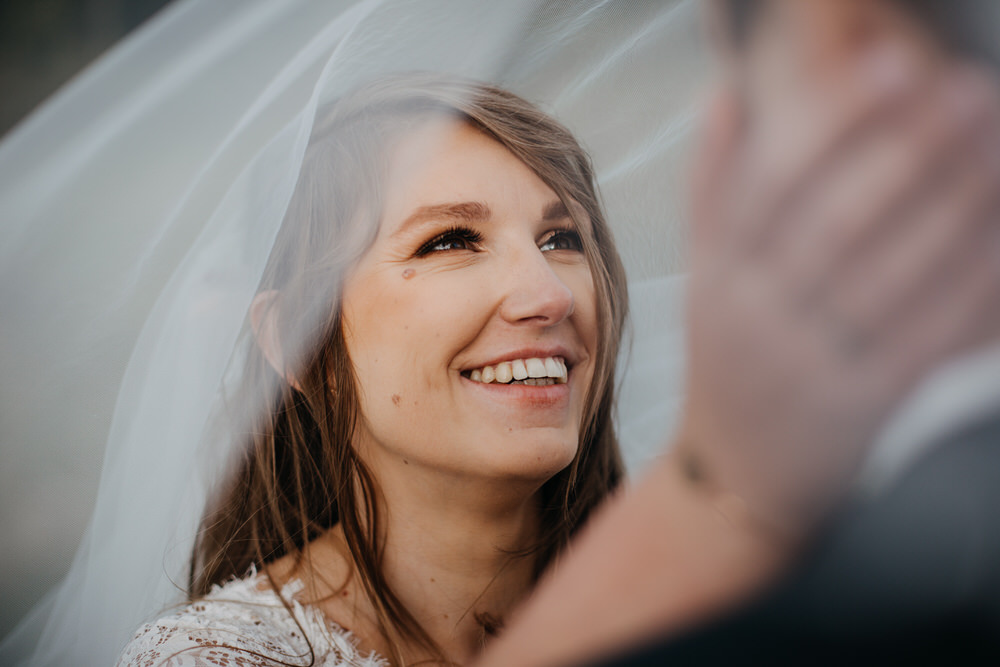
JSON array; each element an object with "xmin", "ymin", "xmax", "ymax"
[
  {"xmin": 123, "ymin": 34, "xmax": 1000, "ymax": 667},
  {"xmin": 5, "ymin": 2, "xmax": 1000, "ymax": 666},
  {"xmin": 117, "ymin": 73, "xmax": 630, "ymax": 666}
]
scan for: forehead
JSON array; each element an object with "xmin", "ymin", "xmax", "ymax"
[{"xmin": 378, "ymin": 117, "xmax": 575, "ymax": 235}]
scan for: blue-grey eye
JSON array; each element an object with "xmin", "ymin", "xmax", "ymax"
[
  {"xmin": 415, "ymin": 226, "xmax": 484, "ymax": 256},
  {"xmin": 540, "ymin": 229, "xmax": 583, "ymax": 252}
]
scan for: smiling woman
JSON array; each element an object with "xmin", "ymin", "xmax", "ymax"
[
  {"xmin": 344, "ymin": 120, "xmax": 596, "ymax": 484},
  {"xmin": 114, "ymin": 73, "xmax": 628, "ymax": 667}
]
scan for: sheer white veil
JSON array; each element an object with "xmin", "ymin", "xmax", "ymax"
[{"xmin": 0, "ymin": 2, "xmax": 703, "ymax": 664}]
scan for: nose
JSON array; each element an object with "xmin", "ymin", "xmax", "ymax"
[{"xmin": 498, "ymin": 247, "xmax": 575, "ymax": 326}]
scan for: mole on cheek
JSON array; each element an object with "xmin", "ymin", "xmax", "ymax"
[
  {"xmin": 402, "ymin": 268, "xmax": 415, "ymax": 280},
  {"xmin": 391, "ymin": 394, "xmax": 401, "ymax": 406}
]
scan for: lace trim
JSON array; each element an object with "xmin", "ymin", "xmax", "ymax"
[{"xmin": 116, "ymin": 569, "xmax": 387, "ymax": 666}]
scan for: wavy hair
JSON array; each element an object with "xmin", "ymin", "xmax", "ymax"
[{"xmin": 189, "ymin": 72, "xmax": 628, "ymax": 665}]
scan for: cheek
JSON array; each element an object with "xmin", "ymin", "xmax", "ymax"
[
  {"xmin": 566, "ymin": 266, "xmax": 600, "ymax": 348},
  {"xmin": 567, "ymin": 266, "xmax": 601, "ymax": 411},
  {"xmin": 342, "ymin": 302, "xmax": 426, "ymax": 453},
  {"xmin": 342, "ymin": 271, "xmax": 483, "ymax": 409},
  {"xmin": 342, "ymin": 273, "xmax": 493, "ymax": 468},
  {"xmin": 341, "ymin": 278, "xmax": 409, "ymax": 414}
]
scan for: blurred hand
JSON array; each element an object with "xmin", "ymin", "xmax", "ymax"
[{"xmin": 681, "ymin": 35, "xmax": 1000, "ymax": 539}]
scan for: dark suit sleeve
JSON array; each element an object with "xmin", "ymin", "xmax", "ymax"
[{"xmin": 587, "ymin": 415, "xmax": 1000, "ymax": 666}]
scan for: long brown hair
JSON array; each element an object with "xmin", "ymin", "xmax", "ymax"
[{"xmin": 190, "ymin": 72, "xmax": 629, "ymax": 664}]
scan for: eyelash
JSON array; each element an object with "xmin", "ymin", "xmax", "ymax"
[
  {"xmin": 413, "ymin": 225, "xmax": 584, "ymax": 257},
  {"xmin": 539, "ymin": 228, "xmax": 583, "ymax": 252},
  {"xmin": 415, "ymin": 226, "xmax": 485, "ymax": 256}
]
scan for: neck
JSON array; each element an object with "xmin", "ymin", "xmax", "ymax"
[
  {"xmin": 384, "ymin": 480, "xmax": 538, "ymax": 664},
  {"xmin": 377, "ymin": 460, "xmax": 544, "ymax": 664},
  {"xmin": 310, "ymin": 456, "xmax": 548, "ymax": 666}
]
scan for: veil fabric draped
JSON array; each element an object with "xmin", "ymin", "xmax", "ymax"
[{"xmin": 0, "ymin": 2, "xmax": 702, "ymax": 664}]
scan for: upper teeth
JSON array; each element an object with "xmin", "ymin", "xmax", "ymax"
[{"xmin": 467, "ymin": 357, "xmax": 568, "ymax": 385}]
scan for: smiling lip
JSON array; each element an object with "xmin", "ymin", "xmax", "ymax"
[
  {"xmin": 459, "ymin": 346, "xmax": 577, "ymax": 408},
  {"xmin": 460, "ymin": 373, "xmax": 571, "ymax": 408}
]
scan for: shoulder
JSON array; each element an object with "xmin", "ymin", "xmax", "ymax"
[{"xmin": 116, "ymin": 572, "xmax": 387, "ymax": 667}]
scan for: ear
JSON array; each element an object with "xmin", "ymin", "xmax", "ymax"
[{"xmin": 250, "ymin": 290, "xmax": 303, "ymax": 392}]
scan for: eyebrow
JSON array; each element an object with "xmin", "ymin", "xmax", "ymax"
[
  {"xmin": 393, "ymin": 199, "xmax": 571, "ymax": 237},
  {"xmin": 542, "ymin": 199, "xmax": 570, "ymax": 222},
  {"xmin": 393, "ymin": 201, "xmax": 492, "ymax": 237}
]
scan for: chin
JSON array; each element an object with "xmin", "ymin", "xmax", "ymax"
[{"xmin": 482, "ymin": 430, "xmax": 579, "ymax": 482}]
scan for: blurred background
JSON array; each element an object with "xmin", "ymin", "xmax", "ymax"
[
  {"xmin": 0, "ymin": 0, "xmax": 171, "ymax": 138},
  {"xmin": 0, "ymin": 0, "xmax": 172, "ymax": 639}
]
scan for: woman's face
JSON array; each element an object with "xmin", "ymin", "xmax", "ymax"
[{"xmin": 340, "ymin": 118, "xmax": 598, "ymax": 486}]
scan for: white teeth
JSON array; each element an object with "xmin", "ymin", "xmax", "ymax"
[
  {"xmin": 466, "ymin": 356, "xmax": 569, "ymax": 385},
  {"xmin": 520, "ymin": 377, "xmax": 557, "ymax": 386},
  {"xmin": 496, "ymin": 361, "xmax": 513, "ymax": 384},
  {"xmin": 525, "ymin": 358, "xmax": 546, "ymax": 378}
]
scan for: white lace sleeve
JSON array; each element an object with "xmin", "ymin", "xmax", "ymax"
[{"xmin": 116, "ymin": 574, "xmax": 387, "ymax": 667}]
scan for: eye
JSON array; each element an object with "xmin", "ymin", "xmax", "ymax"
[
  {"xmin": 539, "ymin": 229, "xmax": 583, "ymax": 253},
  {"xmin": 415, "ymin": 226, "xmax": 484, "ymax": 257}
]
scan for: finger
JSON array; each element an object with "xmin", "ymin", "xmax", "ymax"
[
  {"xmin": 883, "ymin": 214, "xmax": 1000, "ymax": 391},
  {"xmin": 772, "ymin": 65, "xmax": 995, "ymax": 305},
  {"xmin": 690, "ymin": 82, "xmax": 745, "ymax": 252},
  {"xmin": 723, "ymin": 39, "xmax": 923, "ymax": 254},
  {"xmin": 846, "ymin": 91, "xmax": 1000, "ymax": 340}
]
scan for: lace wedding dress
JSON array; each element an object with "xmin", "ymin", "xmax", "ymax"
[{"xmin": 117, "ymin": 570, "xmax": 386, "ymax": 667}]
